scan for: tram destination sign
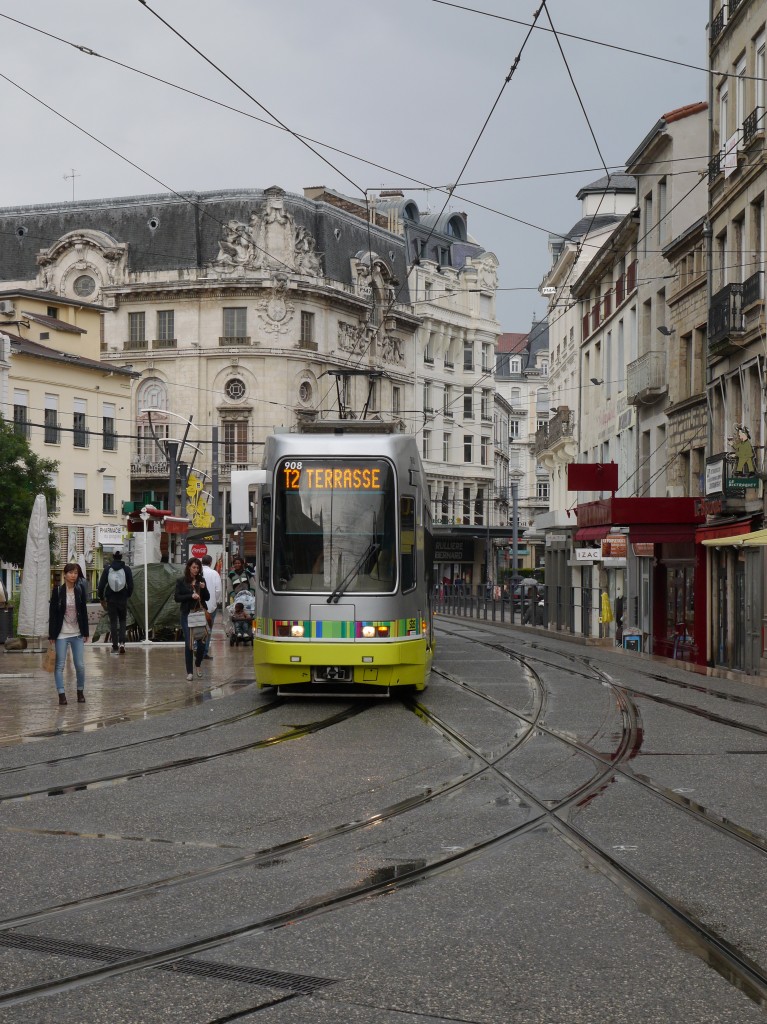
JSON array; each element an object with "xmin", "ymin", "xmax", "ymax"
[{"xmin": 279, "ymin": 460, "xmax": 384, "ymax": 491}]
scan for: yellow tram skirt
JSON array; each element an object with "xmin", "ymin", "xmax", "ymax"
[{"xmin": 253, "ymin": 637, "xmax": 433, "ymax": 690}]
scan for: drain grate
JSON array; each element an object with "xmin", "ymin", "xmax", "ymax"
[{"xmin": 0, "ymin": 932, "xmax": 335, "ymax": 994}]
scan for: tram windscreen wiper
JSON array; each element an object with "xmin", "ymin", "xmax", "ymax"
[{"xmin": 327, "ymin": 541, "xmax": 380, "ymax": 604}]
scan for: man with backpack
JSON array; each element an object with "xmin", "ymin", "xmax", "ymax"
[{"xmin": 97, "ymin": 551, "xmax": 134, "ymax": 654}]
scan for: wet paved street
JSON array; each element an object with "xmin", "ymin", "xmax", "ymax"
[
  {"xmin": 0, "ymin": 631, "xmax": 255, "ymax": 745},
  {"xmin": 0, "ymin": 619, "xmax": 765, "ymax": 1022}
]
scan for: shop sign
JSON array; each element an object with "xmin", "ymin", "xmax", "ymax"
[
  {"xmin": 190, "ymin": 543, "xmax": 208, "ymax": 558},
  {"xmin": 434, "ymin": 538, "xmax": 474, "ymax": 562},
  {"xmin": 601, "ymin": 534, "xmax": 627, "ymax": 559},
  {"xmin": 545, "ymin": 533, "xmax": 568, "ymax": 547},
  {"xmin": 575, "ymin": 548, "xmax": 601, "ymax": 562},
  {"xmin": 632, "ymin": 542, "xmax": 654, "ymax": 557},
  {"xmin": 96, "ymin": 525, "xmax": 124, "ymax": 546},
  {"xmin": 705, "ymin": 459, "xmax": 724, "ymax": 496}
]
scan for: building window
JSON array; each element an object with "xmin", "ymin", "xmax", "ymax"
[
  {"xmin": 481, "ymin": 436, "xmax": 490, "ymax": 466},
  {"xmin": 157, "ymin": 310, "xmax": 175, "ymax": 341},
  {"xmin": 423, "ymin": 381, "xmax": 432, "ymax": 413},
  {"xmin": 300, "ymin": 311, "xmax": 315, "ymax": 345},
  {"xmin": 392, "ymin": 385, "xmax": 400, "ymax": 415},
  {"xmin": 510, "ymin": 357, "xmax": 521, "ymax": 374},
  {"xmin": 44, "ymin": 394, "xmax": 60, "ymax": 445},
  {"xmin": 536, "ymin": 481, "xmax": 550, "ymax": 500},
  {"xmin": 225, "ymin": 377, "xmax": 247, "ymax": 402},
  {"xmin": 73, "ymin": 474, "xmax": 86, "ymax": 514},
  {"xmin": 102, "ymin": 402, "xmax": 117, "ymax": 451},
  {"xmin": 422, "ymin": 430, "xmax": 430, "ymax": 461},
  {"xmin": 47, "ymin": 306, "xmax": 58, "ymax": 319},
  {"xmin": 73, "ymin": 399, "xmax": 88, "ymax": 448},
  {"xmin": 129, "ymin": 312, "xmax": 146, "ymax": 343},
  {"xmin": 13, "ymin": 389, "xmax": 29, "ymax": 439},
  {"xmin": 473, "ymin": 487, "xmax": 484, "ymax": 526},
  {"xmin": 463, "ymin": 435, "xmax": 473, "ymax": 463},
  {"xmin": 443, "ymin": 432, "xmax": 451, "ymax": 461},
  {"xmin": 463, "ymin": 388, "xmax": 473, "ymax": 419},
  {"xmin": 481, "ymin": 389, "xmax": 491, "ymax": 420},
  {"xmin": 102, "ymin": 475, "xmax": 115, "ymax": 516},
  {"xmin": 137, "ymin": 423, "xmax": 168, "ymax": 461},
  {"xmin": 223, "ymin": 307, "xmax": 247, "ymax": 338},
  {"xmin": 463, "ymin": 487, "xmax": 471, "ymax": 521},
  {"xmin": 482, "ymin": 343, "xmax": 492, "ymax": 372},
  {"xmin": 298, "ymin": 380, "xmax": 313, "ymax": 404},
  {"xmin": 463, "ymin": 340, "xmax": 474, "ymax": 370},
  {"xmin": 223, "ymin": 420, "xmax": 249, "ymax": 465},
  {"xmin": 510, "ymin": 419, "xmax": 520, "ymax": 439}
]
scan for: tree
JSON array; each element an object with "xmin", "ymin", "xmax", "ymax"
[{"xmin": 0, "ymin": 415, "xmax": 58, "ymax": 566}]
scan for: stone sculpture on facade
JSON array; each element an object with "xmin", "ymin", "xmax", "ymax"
[{"xmin": 213, "ymin": 190, "xmax": 322, "ymax": 278}]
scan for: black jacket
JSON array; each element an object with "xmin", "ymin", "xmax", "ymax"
[
  {"xmin": 97, "ymin": 557, "xmax": 134, "ymax": 607},
  {"xmin": 174, "ymin": 577, "xmax": 210, "ymax": 618},
  {"xmin": 49, "ymin": 579, "xmax": 90, "ymax": 641}
]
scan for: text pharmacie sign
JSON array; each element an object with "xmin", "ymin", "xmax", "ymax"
[{"xmin": 96, "ymin": 525, "xmax": 124, "ymax": 545}]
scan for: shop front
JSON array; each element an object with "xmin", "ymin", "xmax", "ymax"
[
  {"xmin": 700, "ymin": 523, "xmax": 765, "ymax": 674},
  {"xmin": 576, "ymin": 497, "xmax": 707, "ymax": 664}
]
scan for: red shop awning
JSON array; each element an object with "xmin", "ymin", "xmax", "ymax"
[{"xmin": 575, "ymin": 526, "xmax": 610, "ymax": 541}]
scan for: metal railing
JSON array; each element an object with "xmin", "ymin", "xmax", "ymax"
[
  {"xmin": 742, "ymin": 270, "xmax": 763, "ymax": 308},
  {"xmin": 708, "ymin": 282, "xmax": 744, "ymax": 347},
  {"xmin": 219, "ymin": 336, "xmax": 252, "ymax": 346},
  {"xmin": 627, "ymin": 350, "xmax": 667, "ymax": 404},
  {"xmin": 708, "ymin": 150, "xmax": 723, "ymax": 183},
  {"xmin": 124, "ymin": 338, "xmax": 148, "ymax": 351},
  {"xmin": 743, "ymin": 107, "xmax": 763, "ymax": 148},
  {"xmin": 152, "ymin": 338, "xmax": 177, "ymax": 350},
  {"xmin": 710, "ymin": 5, "xmax": 726, "ymax": 41}
]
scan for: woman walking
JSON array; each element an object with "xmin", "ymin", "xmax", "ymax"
[
  {"xmin": 48, "ymin": 562, "xmax": 90, "ymax": 706},
  {"xmin": 174, "ymin": 557, "xmax": 210, "ymax": 680}
]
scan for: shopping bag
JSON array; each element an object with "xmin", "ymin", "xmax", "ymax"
[
  {"xmin": 187, "ymin": 611, "xmax": 207, "ymax": 628},
  {"xmin": 43, "ymin": 646, "xmax": 56, "ymax": 673}
]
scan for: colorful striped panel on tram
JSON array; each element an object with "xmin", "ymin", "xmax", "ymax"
[{"xmin": 261, "ymin": 618, "xmax": 424, "ymax": 639}]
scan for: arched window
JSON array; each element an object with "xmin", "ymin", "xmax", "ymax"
[{"xmin": 137, "ymin": 378, "xmax": 168, "ymax": 414}]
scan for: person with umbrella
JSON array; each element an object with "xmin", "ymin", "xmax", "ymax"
[{"xmin": 48, "ymin": 562, "xmax": 89, "ymax": 706}]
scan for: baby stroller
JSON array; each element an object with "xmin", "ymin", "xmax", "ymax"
[{"xmin": 225, "ymin": 588, "xmax": 255, "ymax": 646}]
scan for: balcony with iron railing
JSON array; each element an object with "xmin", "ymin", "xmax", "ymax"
[
  {"xmin": 708, "ymin": 149, "xmax": 723, "ymax": 183},
  {"xmin": 533, "ymin": 406, "xmax": 575, "ymax": 457},
  {"xmin": 125, "ymin": 338, "xmax": 148, "ymax": 351},
  {"xmin": 627, "ymin": 350, "xmax": 668, "ymax": 405},
  {"xmin": 708, "ymin": 282, "xmax": 744, "ymax": 350},
  {"xmin": 743, "ymin": 107, "xmax": 764, "ymax": 148},
  {"xmin": 219, "ymin": 336, "xmax": 252, "ymax": 346},
  {"xmin": 152, "ymin": 338, "xmax": 177, "ymax": 350},
  {"xmin": 742, "ymin": 270, "xmax": 763, "ymax": 309},
  {"xmin": 710, "ymin": 5, "xmax": 726, "ymax": 42}
]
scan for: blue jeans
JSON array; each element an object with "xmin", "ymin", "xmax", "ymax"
[
  {"xmin": 204, "ymin": 608, "xmax": 217, "ymax": 655},
  {"xmin": 54, "ymin": 635, "xmax": 85, "ymax": 693}
]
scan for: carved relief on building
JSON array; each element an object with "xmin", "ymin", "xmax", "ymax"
[
  {"xmin": 36, "ymin": 230, "xmax": 128, "ymax": 299},
  {"xmin": 256, "ymin": 276, "xmax": 295, "ymax": 334},
  {"xmin": 338, "ymin": 320, "xmax": 367, "ymax": 356},
  {"xmin": 351, "ymin": 251, "xmax": 396, "ymax": 302},
  {"xmin": 212, "ymin": 188, "xmax": 323, "ymax": 278},
  {"xmin": 475, "ymin": 253, "xmax": 499, "ymax": 291},
  {"xmin": 379, "ymin": 333, "xmax": 404, "ymax": 365}
]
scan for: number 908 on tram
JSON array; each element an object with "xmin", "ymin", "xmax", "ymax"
[{"xmin": 231, "ymin": 429, "xmax": 435, "ymax": 696}]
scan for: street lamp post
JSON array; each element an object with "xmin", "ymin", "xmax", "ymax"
[{"xmin": 139, "ymin": 506, "xmax": 151, "ymax": 646}]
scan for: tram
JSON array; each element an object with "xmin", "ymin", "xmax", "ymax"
[{"xmin": 231, "ymin": 423, "xmax": 435, "ymax": 695}]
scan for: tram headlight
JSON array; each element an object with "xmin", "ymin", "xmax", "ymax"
[
  {"xmin": 290, "ymin": 624, "xmax": 305, "ymax": 637},
  {"xmin": 362, "ymin": 625, "xmax": 376, "ymax": 638}
]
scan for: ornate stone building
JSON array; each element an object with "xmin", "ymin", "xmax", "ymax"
[{"xmin": 0, "ymin": 185, "xmax": 500, "ymax": 576}]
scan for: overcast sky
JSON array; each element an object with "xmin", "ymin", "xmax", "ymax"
[{"xmin": 1, "ymin": 0, "xmax": 707, "ymax": 329}]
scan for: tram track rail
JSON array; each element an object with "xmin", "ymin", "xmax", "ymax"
[{"xmin": 2, "ymin": 628, "xmax": 766, "ymax": 1010}]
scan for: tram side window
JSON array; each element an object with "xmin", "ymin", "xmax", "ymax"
[
  {"xmin": 400, "ymin": 495, "xmax": 416, "ymax": 592},
  {"xmin": 259, "ymin": 495, "xmax": 271, "ymax": 588}
]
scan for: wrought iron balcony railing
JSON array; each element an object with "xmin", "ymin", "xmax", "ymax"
[
  {"xmin": 742, "ymin": 107, "xmax": 763, "ymax": 148},
  {"xmin": 708, "ymin": 150, "xmax": 723, "ymax": 183},
  {"xmin": 708, "ymin": 282, "xmax": 744, "ymax": 348},
  {"xmin": 710, "ymin": 5, "xmax": 726, "ymax": 42},
  {"xmin": 742, "ymin": 270, "xmax": 763, "ymax": 308}
]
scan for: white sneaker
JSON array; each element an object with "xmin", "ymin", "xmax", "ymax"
[
  {"xmin": 196, "ymin": 668, "xmax": 203, "ymax": 678},
  {"xmin": 186, "ymin": 673, "xmax": 193, "ymax": 681}
]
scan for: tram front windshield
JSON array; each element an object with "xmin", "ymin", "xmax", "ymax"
[{"xmin": 273, "ymin": 458, "xmax": 396, "ymax": 594}]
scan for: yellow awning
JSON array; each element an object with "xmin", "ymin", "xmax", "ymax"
[{"xmin": 701, "ymin": 527, "xmax": 767, "ymax": 547}]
